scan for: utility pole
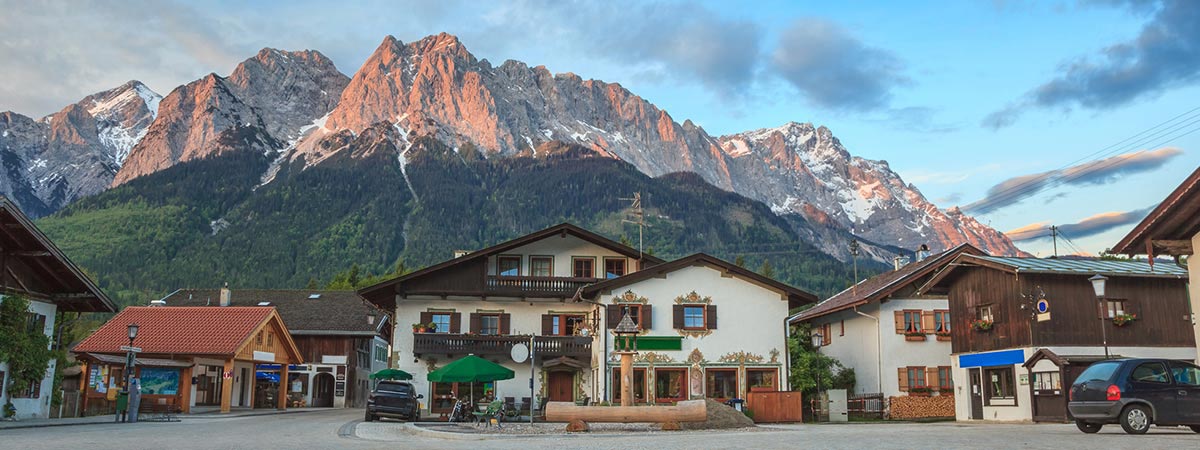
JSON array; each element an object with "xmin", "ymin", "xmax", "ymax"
[
  {"xmin": 1050, "ymin": 225, "xmax": 1059, "ymax": 258},
  {"xmin": 621, "ymin": 192, "xmax": 647, "ymax": 259},
  {"xmin": 849, "ymin": 240, "xmax": 860, "ymax": 295}
]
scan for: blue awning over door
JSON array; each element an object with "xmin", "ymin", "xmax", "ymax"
[{"xmin": 959, "ymin": 349, "xmax": 1025, "ymax": 368}]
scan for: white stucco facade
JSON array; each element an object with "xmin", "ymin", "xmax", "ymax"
[
  {"xmin": 807, "ymin": 298, "xmax": 953, "ymax": 397},
  {"xmin": 0, "ymin": 296, "xmax": 58, "ymax": 420}
]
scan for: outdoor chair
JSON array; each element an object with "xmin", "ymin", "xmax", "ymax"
[
  {"xmin": 471, "ymin": 400, "xmax": 505, "ymax": 428},
  {"xmin": 502, "ymin": 397, "xmax": 520, "ymax": 419},
  {"xmin": 520, "ymin": 396, "xmax": 531, "ymax": 415}
]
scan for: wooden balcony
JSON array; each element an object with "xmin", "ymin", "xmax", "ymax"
[
  {"xmin": 413, "ymin": 333, "xmax": 591, "ymax": 361},
  {"xmin": 484, "ymin": 275, "xmax": 600, "ymax": 297}
]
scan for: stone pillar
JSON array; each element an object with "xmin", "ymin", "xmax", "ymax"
[
  {"xmin": 620, "ymin": 353, "xmax": 633, "ymax": 407},
  {"xmin": 278, "ymin": 364, "xmax": 289, "ymax": 410},
  {"xmin": 220, "ymin": 359, "xmax": 234, "ymax": 413}
]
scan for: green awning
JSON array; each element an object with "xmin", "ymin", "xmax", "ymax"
[
  {"xmin": 616, "ymin": 336, "xmax": 683, "ymax": 351},
  {"xmin": 370, "ymin": 368, "xmax": 414, "ymax": 380},
  {"xmin": 427, "ymin": 354, "xmax": 515, "ymax": 383}
]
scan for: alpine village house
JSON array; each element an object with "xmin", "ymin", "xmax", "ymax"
[
  {"xmin": 156, "ymin": 289, "xmax": 393, "ymax": 408},
  {"xmin": 0, "ymin": 197, "xmax": 116, "ymax": 420},
  {"xmin": 357, "ymin": 223, "xmax": 815, "ymax": 417},
  {"xmin": 790, "ymin": 244, "xmax": 983, "ymax": 401}
]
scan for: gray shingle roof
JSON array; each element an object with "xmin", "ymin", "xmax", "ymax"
[
  {"xmin": 160, "ymin": 289, "xmax": 386, "ymax": 335},
  {"xmin": 974, "ymin": 256, "xmax": 1187, "ymax": 277}
]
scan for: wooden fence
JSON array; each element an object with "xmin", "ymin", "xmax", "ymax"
[
  {"xmin": 747, "ymin": 391, "xmax": 803, "ymax": 423},
  {"xmin": 848, "ymin": 392, "xmax": 885, "ymax": 420}
]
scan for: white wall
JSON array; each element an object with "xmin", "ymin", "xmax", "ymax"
[
  {"xmin": 596, "ymin": 265, "xmax": 791, "ymax": 400},
  {"xmin": 0, "ymin": 296, "xmax": 57, "ymax": 419},
  {"xmin": 878, "ymin": 299, "xmax": 953, "ymax": 396},
  {"xmin": 809, "ymin": 305, "xmax": 882, "ymax": 395}
]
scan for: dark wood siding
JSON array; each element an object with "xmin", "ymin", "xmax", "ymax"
[
  {"xmin": 948, "ymin": 266, "xmax": 1194, "ymax": 354},
  {"xmin": 400, "ymin": 258, "xmax": 487, "ymax": 295}
]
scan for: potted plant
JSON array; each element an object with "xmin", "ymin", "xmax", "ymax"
[
  {"xmin": 908, "ymin": 386, "xmax": 932, "ymax": 397},
  {"xmin": 426, "ymin": 322, "xmax": 438, "ymax": 333},
  {"xmin": 970, "ymin": 319, "xmax": 993, "ymax": 332},
  {"xmin": 904, "ymin": 330, "xmax": 927, "ymax": 341},
  {"xmin": 412, "ymin": 323, "xmax": 428, "ymax": 333},
  {"xmin": 935, "ymin": 330, "xmax": 953, "ymax": 341},
  {"xmin": 1112, "ymin": 313, "xmax": 1137, "ymax": 327}
]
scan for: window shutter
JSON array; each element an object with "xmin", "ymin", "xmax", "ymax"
[
  {"xmin": 673, "ymin": 305, "xmax": 685, "ymax": 329},
  {"xmin": 823, "ymin": 323, "xmax": 832, "ymax": 345},
  {"xmin": 898, "ymin": 367, "xmax": 909, "ymax": 391},
  {"xmin": 706, "ymin": 305, "xmax": 718, "ymax": 330},
  {"xmin": 640, "ymin": 304, "xmax": 653, "ymax": 329},
  {"xmin": 450, "ymin": 313, "xmax": 462, "ymax": 333},
  {"xmin": 607, "ymin": 305, "xmax": 620, "ymax": 329},
  {"xmin": 894, "ymin": 311, "xmax": 905, "ymax": 334},
  {"xmin": 926, "ymin": 367, "xmax": 939, "ymax": 389},
  {"xmin": 542, "ymin": 314, "xmax": 554, "ymax": 335},
  {"xmin": 469, "ymin": 313, "xmax": 481, "ymax": 334},
  {"xmin": 500, "ymin": 313, "xmax": 511, "ymax": 335},
  {"xmin": 420, "ymin": 311, "xmax": 432, "ymax": 326},
  {"xmin": 921, "ymin": 311, "xmax": 935, "ymax": 334}
]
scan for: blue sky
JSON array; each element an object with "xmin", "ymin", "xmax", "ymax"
[{"xmin": 2, "ymin": 0, "xmax": 1197, "ymax": 257}]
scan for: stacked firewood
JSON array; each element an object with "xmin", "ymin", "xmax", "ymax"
[{"xmin": 887, "ymin": 395, "xmax": 955, "ymax": 419}]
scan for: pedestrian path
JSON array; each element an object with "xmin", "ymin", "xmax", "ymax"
[{"xmin": 0, "ymin": 407, "xmax": 335, "ymax": 430}]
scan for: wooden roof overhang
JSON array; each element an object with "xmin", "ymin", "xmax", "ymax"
[
  {"xmin": 577, "ymin": 253, "xmax": 818, "ymax": 309},
  {"xmin": 0, "ymin": 197, "xmax": 114, "ymax": 312},
  {"xmin": 358, "ymin": 223, "xmax": 665, "ymax": 310},
  {"xmin": 1112, "ymin": 167, "xmax": 1200, "ymax": 257},
  {"xmin": 917, "ymin": 253, "xmax": 1188, "ymax": 294}
]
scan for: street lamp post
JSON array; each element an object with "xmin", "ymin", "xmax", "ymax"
[
  {"xmin": 123, "ymin": 323, "xmax": 139, "ymax": 422},
  {"xmin": 1089, "ymin": 275, "xmax": 1110, "ymax": 359},
  {"xmin": 811, "ymin": 330, "xmax": 824, "ymax": 421}
]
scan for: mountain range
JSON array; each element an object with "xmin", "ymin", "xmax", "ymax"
[{"xmin": 4, "ymin": 33, "xmax": 1024, "ymax": 294}]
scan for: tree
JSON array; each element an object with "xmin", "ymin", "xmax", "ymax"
[
  {"xmin": 304, "ymin": 277, "xmax": 319, "ymax": 290},
  {"xmin": 734, "ymin": 255, "xmax": 746, "ymax": 268},
  {"xmin": 787, "ymin": 324, "xmax": 854, "ymax": 396},
  {"xmin": 0, "ymin": 296, "xmax": 53, "ymax": 418},
  {"xmin": 759, "ymin": 259, "xmax": 775, "ymax": 279}
]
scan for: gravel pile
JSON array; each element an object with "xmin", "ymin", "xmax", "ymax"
[{"xmin": 680, "ymin": 399, "xmax": 755, "ymax": 430}]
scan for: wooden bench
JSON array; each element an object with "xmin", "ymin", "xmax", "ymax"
[{"xmin": 138, "ymin": 397, "xmax": 182, "ymax": 422}]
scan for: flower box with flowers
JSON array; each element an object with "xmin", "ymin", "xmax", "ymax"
[
  {"xmin": 904, "ymin": 331, "xmax": 927, "ymax": 341},
  {"xmin": 935, "ymin": 331, "xmax": 953, "ymax": 341},
  {"xmin": 970, "ymin": 320, "xmax": 993, "ymax": 332},
  {"xmin": 1112, "ymin": 313, "xmax": 1137, "ymax": 327}
]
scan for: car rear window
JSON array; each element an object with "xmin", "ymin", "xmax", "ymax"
[
  {"xmin": 377, "ymin": 383, "xmax": 414, "ymax": 395},
  {"xmin": 1076, "ymin": 362, "xmax": 1121, "ymax": 383}
]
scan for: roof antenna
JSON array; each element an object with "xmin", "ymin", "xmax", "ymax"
[{"xmin": 620, "ymin": 192, "xmax": 648, "ymax": 260}]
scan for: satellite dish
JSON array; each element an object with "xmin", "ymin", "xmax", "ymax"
[{"xmin": 511, "ymin": 343, "xmax": 529, "ymax": 363}]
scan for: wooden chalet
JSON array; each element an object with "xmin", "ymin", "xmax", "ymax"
[{"xmin": 73, "ymin": 306, "xmax": 303, "ymax": 414}]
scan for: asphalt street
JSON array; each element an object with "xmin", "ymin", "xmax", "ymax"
[{"xmin": 3, "ymin": 409, "xmax": 1197, "ymax": 449}]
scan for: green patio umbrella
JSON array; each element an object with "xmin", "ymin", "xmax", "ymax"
[
  {"xmin": 427, "ymin": 354, "xmax": 515, "ymax": 402},
  {"xmin": 370, "ymin": 368, "xmax": 414, "ymax": 380}
]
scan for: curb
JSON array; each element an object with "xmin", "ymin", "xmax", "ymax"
[{"xmin": 0, "ymin": 408, "xmax": 325, "ymax": 430}]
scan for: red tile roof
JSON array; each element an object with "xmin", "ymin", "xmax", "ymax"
[{"xmin": 74, "ymin": 306, "xmax": 275, "ymax": 357}]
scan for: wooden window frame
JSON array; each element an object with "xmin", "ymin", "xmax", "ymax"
[
  {"xmin": 612, "ymin": 368, "xmax": 648, "ymax": 403},
  {"xmin": 937, "ymin": 366, "xmax": 953, "ymax": 391},
  {"xmin": 603, "ymin": 257, "xmax": 628, "ymax": 279},
  {"xmin": 479, "ymin": 313, "xmax": 502, "ymax": 335},
  {"xmin": 621, "ymin": 304, "xmax": 643, "ymax": 328},
  {"xmin": 933, "ymin": 310, "xmax": 951, "ymax": 333},
  {"xmin": 746, "ymin": 368, "xmax": 779, "ymax": 392},
  {"xmin": 1104, "ymin": 299, "xmax": 1128, "ymax": 319},
  {"xmin": 431, "ymin": 313, "xmax": 452, "ymax": 334},
  {"xmin": 983, "ymin": 366, "xmax": 1017, "ymax": 406},
  {"xmin": 902, "ymin": 310, "xmax": 923, "ymax": 333},
  {"xmin": 820, "ymin": 323, "xmax": 832, "ymax": 346},
  {"xmin": 705, "ymin": 368, "xmax": 739, "ymax": 402},
  {"xmin": 977, "ymin": 305, "xmax": 994, "ymax": 323},
  {"xmin": 682, "ymin": 305, "xmax": 706, "ymax": 330},
  {"xmin": 497, "ymin": 254, "xmax": 522, "ymax": 276},
  {"xmin": 530, "ymin": 255, "xmax": 554, "ymax": 277},
  {"xmin": 546, "ymin": 313, "xmax": 586, "ymax": 336},
  {"xmin": 572, "ymin": 256, "xmax": 596, "ymax": 278},
  {"xmin": 654, "ymin": 368, "xmax": 688, "ymax": 403},
  {"xmin": 906, "ymin": 366, "xmax": 928, "ymax": 389}
]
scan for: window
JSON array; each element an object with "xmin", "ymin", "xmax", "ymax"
[
  {"xmin": 907, "ymin": 367, "xmax": 927, "ymax": 389},
  {"xmin": 977, "ymin": 305, "xmax": 994, "ymax": 323},
  {"xmin": 1130, "ymin": 362, "xmax": 1170, "ymax": 384},
  {"xmin": 572, "ymin": 257, "xmax": 595, "ymax": 278},
  {"xmin": 706, "ymin": 369, "xmax": 738, "ymax": 400},
  {"xmin": 356, "ymin": 339, "xmax": 371, "ymax": 368},
  {"xmin": 604, "ymin": 258, "xmax": 627, "ymax": 279},
  {"xmin": 683, "ymin": 306, "xmax": 705, "ymax": 329},
  {"xmin": 1104, "ymin": 300, "xmax": 1127, "ymax": 318},
  {"xmin": 1032, "ymin": 371, "xmax": 1061, "ymax": 391},
  {"xmin": 619, "ymin": 304, "xmax": 642, "ymax": 327},
  {"xmin": 1170, "ymin": 361, "xmax": 1200, "ymax": 386},
  {"xmin": 256, "ymin": 332, "xmax": 263, "ymax": 345},
  {"xmin": 480, "ymin": 314, "xmax": 501, "ymax": 335},
  {"xmin": 747, "ymin": 369, "xmax": 778, "ymax": 391},
  {"xmin": 903, "ymin": 310, "xmax": 922, "ymax": 333},
  {"xmin": 530, "ymin": 256, "xmax": 553, "ymax": 277},
  {"xmin": 431, "ymin": 313, "xmax": 452, "ymax": 334},
  {"xmin": 13, "ymin": 378, "xmax": 40, "ymax": 398},
  {"xmin": 374, "ymin": 344, "xmax": 388, "ymax": 362},
  {"xmin": 819, "ymin": 323, "xmax": 832, "ymax": 346},
  {"xmin": 612, "ymin": 368, "xmax": 647, "ymax": 403},
  {"xmin": 934, "ymin": 311, "xmax": 951, "ymax": 333},
  {"xmin": 546, "ymin": 314, "xmax": 585, "ymax": 336},
  {"xmin": 984, "ymin": 367, "xmax": 1015, "ymax": 405},
  {"xmin": 655, "ymin": 369, "xmax": 686, "ymax": 403},
  {"xmin": 1077, "ymin": 361, "xmax": 1121, "ymax": 383},
  {"xmin": 266, "ymin": 332, "xmax": 273, "ymax": 347},
  {"xmin": 937, "ymin": 366, "xmax": 953, "ymax": 390},
  {"xmin": 25, "ymin": 313, "xmax": 46, "ymax": 335},
  {"xmin": 498, "ymin": 255, "xmax": 521, "ymax": 276}
]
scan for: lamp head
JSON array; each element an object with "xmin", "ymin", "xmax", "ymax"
[
  {"xmin": 811, "ymin": 330, "xmax": 823, "ymax": 348},
  {"xmin": 127, "ymin": 323, "xmax": 140, "ymax": 340},
  {"xmin": 1088, "ymin": 274, "xmax": 1108, "ymax": 298}
]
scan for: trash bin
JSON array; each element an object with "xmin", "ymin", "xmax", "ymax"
[
  {"xmin": 725, "ymin": 398, "xmax": 745, "ymax": 412},
  {"xmin": 116, "ymin": 392, "xmax": 129, "ymax": 423}
]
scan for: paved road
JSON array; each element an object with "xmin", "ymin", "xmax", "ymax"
[{"xmin": 3, "ymin": 409, "xmax": 1196, "ymax": 449}]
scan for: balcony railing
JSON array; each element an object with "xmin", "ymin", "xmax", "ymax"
[
  {"xmin": 485, "ymin": 275, "xmax": 600, "ymax": 297},
  {"xmin": 413, "ymin": 333, "xmax": 592, "ymax": 361}
]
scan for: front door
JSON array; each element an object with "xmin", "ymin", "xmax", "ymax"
[
  {"xmin": 969, "ymin": 368, "xmax": 984, "ymax": 420},
  {"xmin": 547, "ymin": 371, "xmax": 575, "ymax": 403},
  {"xmin": 1128, "ymin": 361, "xmax": 1178, "ymax": 423},
  {"xmin": 313, "ymin": 373, "xmax": 335, "ymax": 407}
]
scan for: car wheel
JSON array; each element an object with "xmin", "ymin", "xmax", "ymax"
[
  {"xmin": 1075, "ymin": 420, "xmax": 1102, "ymax": 434},
  {"xmin": 364, "ymin": 411, "xmax": 375, "ymax": 422},
  {"xmin": 1119, "ymin": 404, "xmax": 1151, "ymax": 435}
]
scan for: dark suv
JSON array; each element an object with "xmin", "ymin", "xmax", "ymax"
[
  {"xmin": 365, "ymin": 381, "xmax": 422, "ymax": 422},
  {"xmin": 1068, "ymin": 358, "xmax": 1200, "ymax": 434}
]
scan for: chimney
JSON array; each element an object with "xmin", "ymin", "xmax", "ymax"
[
  {"xmin": 892, "ymin": 256, "xmax": 910, "ymax": 271},
  {"xmin": 916, "ymin": 244, "xmax": 931, "ymax": 262},
  {"xmin": 219, "ymin": 283, "xmax": 232, "ymax": 307},
  {"xmin": 453, "ymin": 250, "xmax": 472, "ymax": 258},
  {"xmin": 149, "ymin": 299, "xmax": 166, "ymax": 306}
]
